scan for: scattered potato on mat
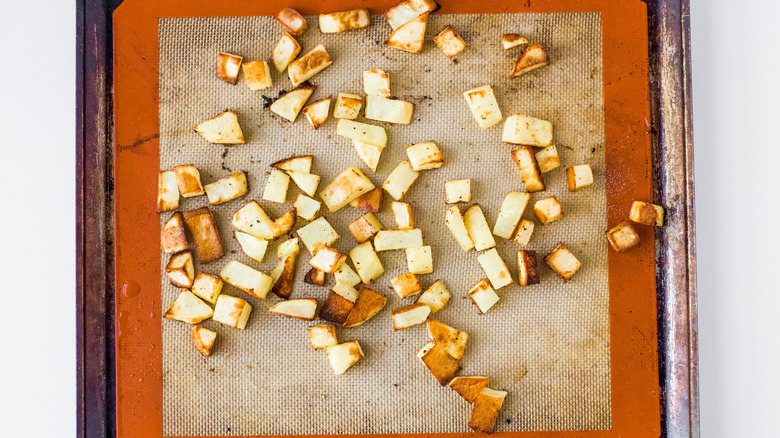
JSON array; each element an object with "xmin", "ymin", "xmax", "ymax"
[
  {"xmin": 271, "ymin": 32, "xmax": 302, "ymax": 73},
  {"xmin": 320, "ymin": 281, "xmax": 359, "ymax": 324},
  {"xmin": 304, "ymin": 267, "xmax": 326, "ymax": 286},
  {"xmin": 511, "ymin": 147, "xmax": 545, "ymax": 192},
  {"xmin": 501, "ymin": 34, "xmax": 529, "ymax": 50},
  {"xmin": 445, "ymin": 206, "xmax": 474, "ymax": 251},
  {"xmin": 275, "ymin": 7, "xmax": 308, "ymax": 36},
  {"xmin": 517, "ymin": 250, "xmax": 540, "ymax": 286},
  {"xmin": 385, "ymin": 13, "xmax": 428, "ymax": 54},
  {"xmin": 216, "ymin": 52, "xmax": 242, "ymax": 85},
  {"xmin": 449, "ymin": 376, "xmax": 490, "ymax": 403},
  {"xmin": 493, "ymin": 191, "xmax": 531, "ymax": 239},
  {"xmin": 383, "ymin": 160, "xmax": 419, "ymax": 200},
  {"xmin": 166, "ymin": 251, "xmax": 195, "ymax": 288},
  {"xmin": 374, "ymin": 229, "xmax": 423, "ymax": 251},
  {"xmin": 269, "ymin": 298, "xmax": 318, "ymax": 321},
  {"xmin": 242, "ymin": 60, "xmax": 272, "ymax": 90},
  {"xmin": 204, "ymin": 171, "xmax": 248, "ymax": 205},
  {"xmin": 352, "ymin": 140, "xmax": 385, "ymax": 172},
  {"xmin": 503, "ymin": 114, "xmax": 553, "ymax": 147},
  {"xmin": 534, "ymin": 196, "xmax": 564, "ymax": 225},
  {"xmin": 349, "ymin": 241, "xmax": 385, "ymax": 284},
  {"xmin": 348, "ymin": 212, "xmax": 383, "ymax": 243},
  {"xmin": 463, "ymin": 85, "xmax": 503, "ymax": 129},
  {"xmin": 164, "ymin": 290, "xmax": 214, "ymax": 324},
  {"xmin": 271, "ymin": 155, "xmax": 313, "ymax": 173},
  {"xmin": 183, "ymin": 207, "xmax": 224, "ymax": 263},
  {"xmin": 309, "ymin": 245, "xmax": 347, "ymax": 273},
  {"xmin": 545, "ymin": 243, "xmax": 581, "ymax": 282},
  {"xmin": 308, "ymin": 324, "xmax": 338, "ymax": 350},
  {"xmin": 469, "ymin": 388, "xmax": 508, "ymax": 433},
  {"xmin": 391, "ymin": 272, "xmax": 423, "ymax": 298},
  {"xmin": 325, "ymin": 340, "xmax": 364, "ymax": 375},
  {"xmin": 434, "ymin": 25, "xmax": 465, "ymax": 58},
  {"xmin": 406, "ymin": 246, "xmax": 433, "ymax": 275},
  {"xmin": 464, "ymin": 205, "xmax": 496, "ymax": 251},
  {"xmin": 191, "ymin": 272, "xmax": 223, "ymax": 305},
  {"xmin": 385, "ymin": 0, "xmax": 438, "ymax": 30},
  {"xmin": 392, "ymin": 202, "xmax": 414, "ymax": 229},
  {"xmin": 288, "ymin": 45, "xmax": 333, "ymax": 87},
  {"xmin": 417, "ymin": 341, "xmax": 461, "ymax": 385},
  {"xmin": 334, "ymin": 93, "xmax": 364, "ymax": 120},
  {"xmin": 192, "ymin": 325, "xmax": 217, "ymax": 356},
  {"xmin": 468, "ymin": 279, "xmax": 499, "ymax": 314},
  {"xmin": 157, "ymin": 170, "xmax": 179, "ymax": 212},
  {"xmin": 271, "ymin": 239, "xmax": 300, "ymax": 300},
  {"xmin": 606, "ymin": 221, "xmax": 641, "ymax": 253},
  {"xmin": 566, "ymin": 164, "xmax": 594, "ymax": 191},
  {"xmin": 513, "ymin": 219, "xmax": 535, "ymax": 245},
  {"xmin": 294, "ymin": 194, "xmax": 321, "ymax": 221},
  {"xmin": 477, "ymin": 248, "xmax": 513, "ymax": 290},
  {"xmin": 297, "ymin": 217, "xmax": 339, "ymax": 254},
  {"xmin": 444, "ymin": 179, "xmax": 471, "ymax": 204},
  {"xmin": 364, "ymin": 95, "xmax": 415, "ymax": 124},
  {"xmin": 406, "ymin": 142, "xmax": 443, "ymax": 170},
  {"xmin": 392, "ymin": 303, "xmax": 431, "ymax": 330},
  {"xmin": 232, "ymin": 201, "xmax": 274, "ymax": 239},
  {"xmin": 336, "ymin": 119, "xmax": 388, "ymax": 147},
  {"xmin": 349, "ymin": 187, "xmax": 383, "ymax": 212},
  {"xmin": 320, "ymin": 166, "xmax": 376, "ymax": 212},
  {"xmin": 302, "ymin": 97, "xmax": 331, "ymax": 129},
  {"xmin": 286, "ymin": 170, "xmax": 320, "ymax": 197},
  {"xmin": 193, "ymin": 110, "xmax": 245, "ymax": 144},
  {"xmin": 415, "ymin": 280, "xmax": 451, "ymax": 313},
  {"xmin": 630, "ymin": 201, "xmax": 665, "ymax": 227},
  {"xmin": 270, "ymin": 83, "xmax": 315, "ymax": 122},
  {"xmin": 319, "ymin": 9, "xmax": 370, "ymax": 33},
  {"xmin": 162, "ymin": 212, "xmax": 188, "ymax": 254},
  {"xmin": 363, "ymin": 69, "xmax": 391, "ymax": 97},
  {"xmin": 173, "ymin": 164, "xmax": 205, "ymax": 198},
  {"xmin": 511, "ymin": 43, "xmax": 549, "ymax": 78},
  {"xmin": 344, "ymin": 288, "xmax": 388, "ymax": 328},
  {"xmin": 535, "ymin": 145, "xmax": 561, "ymax": 173},
  {"xmin": 427, "ymin": 318, "xmax": 468, "ymax": 360},
  {"xmin": 219, "ymin": 260, "xmax": 273, "ymax": 299},
  {"xmin": 212, "ymin": 294, "xmax": 252, "ymax": 329},
  {"xmin": 261, "ymin": 169, "xmax": 290, "ymax": 204},
  {"xmin": 334, "ymin": 262, "xmax": 361, "ymax": 287}
]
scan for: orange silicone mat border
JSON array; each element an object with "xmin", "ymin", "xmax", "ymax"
[{"xmin": 112, "ymin": 0, "xmax": 659, "ymax": 436}]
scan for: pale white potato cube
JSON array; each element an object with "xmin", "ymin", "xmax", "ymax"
[
  {"xmin": 382, "ymin": 160, "xmax": 419, "ymax": 200},
  {"xmin": 433, "ymin": 25, "xmax": 465, "ymax": 58},
  {"xmin": 334, "ymin": 262, "xmax": 362, "ymax": 287},
  {"xmin": 309, "ymin": 245, "xmax": 347, "ymax": 273},
  {"xmin": 385, "ymin": 13, "xmax": 428, "ymax": 54},
  {"xmin": 445, "ymin": 179, "xmax": 471, "ymax": 204},
  {"xmin": 286, "ymin": 170, "xmax": 320, "ymax": 197},
  {"xmin": 463, "ymin": 85, "xmax": 502, "ymax": 129},
  {"xmin": 445, "ymin": 205, "xmax": 474, "ymax": 251},
  {"xmin": 193, "ymin": 110, "xmax": 245, "ymax": 144},
  {"xmin": 511, "ymin": 147, "xmax": 545, "ymax": 192},
  {"xmin": 212, "ymin": 294, "xmax": 252, "ymax": 329},
  {"xmin": 271, "ymin": 32, "xmax": 301, "ymax": 72},
  {"xmin": 352, "ymin": 140, "xmax": 384, "ymax": 172},
  {"xmin": 536, "ymin": 145, "xmax": 561, "ymax": 173},
  {"xmin": 319, "ymin": 9, "xmax": 370, "ymax": 33},
  {"xmin": 374, "ymin": 229, "xmax": 423, "ymax": 251},
  {"xmin": 391, "ymin": 303, "xmax": 430, "ymax": 330},
  {"xmin": 308, "ymin": 324, "xmax": 338, "ymax": 349},
  {"xmin": 242, "ymin": 60, "xmax": 272, "ymax": 90},
  {"xmin": 364, "ymin": 95, "xmax": 414, "ymax": 124},
  {"xmin": 294, "ymin": 194, "xmax": 321, "ymax": 221},
  {"xmin": 385, "ymin": 0, "xmax": 437, "ymax": 30},
  {"xmin": 363, "ymin": 69, "xmax": 391, "ymax": 97},
  {"xmin": 216, "ymin": 52, "xmax": 242, "ymax": 85},
  {"xmin": 406, "ymin": 246, "xmax": 433, "ymax": 274},
  {"xmin": 325, "ymin": 340, "xmax": 364, "ymax": 375},
  {"xmin": 477, "ymin": 248, "xmax": 513, "ymax": 289},
  {"xmin": 406, "ymin": 142, "xmax": 443, "ymax": 170},
  {"xmin": 513, "ymin": 219, "xmax": 535, "ymax": 245},
  {"xmin": 268, "ymin": 298, "xmax": 318, "ymax": 321},
  {"xmin": 464, "ymin": 205, "xmax": 496, "ymax": 251},
  {"xmin": 566, "ymin": 164, "xmax": 594, "ymax": 191},
  {"xmin": 534, "ymin": 196, "xmax": 564, "ymax": 225},
  {"xmin": 629, "ymin": 201, "xmax": 665, "ymax": 227},
  {"xmin": 173, "ymin": 164, "xmax": 205, "ymax": 198},
  {"xmin": 415, "ymin": 280, "xmax": 451, "ymax": 313},
  {"xmin": 501, "ymin": 34, "xmax": 529, "ymax": 50},
  {"xmin": 232, "ymin": 200, "xmax": 274, "ymax": 239},
  {"xmin": 219, "ymin": 260, "xmax": 273, "ymax": 299},
  {"xmin": 334, "ymin": 93, "xmax": 364, "ymax": 120},
  {"xmin": 204, "ymin": 171, "xmax": 248, "ymax": 205},
  {"xmin": 502, "ymin": 113, "xmax": 553, "ymax": 146},
  {"xmin": 492, "ymin": 191, "xmax": 531, "ymax": 239},
  {"xmin": 262, "ymin": 169, "xmax": 290, "ymax": 203},
  {"xmin": 349, "ymin": 241, "xmax": 384, "ymax": 284},
  {"xmin": 468, "ymin": 279, "xmax": 499, "ymax": 314},
  {"xmin": 391, "ymin": 202, "xmax": 414, "ymax": 229},
  {"xmin": 287, "ymin": 45, "xmax": 333, "ymax": 87},
  {"xmin": 336, "ymin": 119, "xmax": 388, "ymax": 147},
  {"xmin": 545, "ymin": 243, "xmax": 581, "ymax": 282},
  {"xmin": 164, "ymin": 290, "xmax": 213, "ymax": 324},
  {"xmin": 302, "ymin": 97, "xmax": 331, "ymax": 129},
  {"xmin": 297, "ymin": 217, "xmax": 339, "ymax": 254},
  {"xmin": 269, "ymin": 84, "xmax": 315, "ymax": 122},
  {"xmin": 157, "ymin": 170, "xmax": 179, "ymax": 212},
  {"xmin": 319, "ymin": 166, "xmax": 376, "ymax": 212},
  {"xmin": 234, "ymin": 231, "xmax": 269, "ymax": 264},
  {"xmin": 271, "ymin": 155, "xmax": 312, "ymax": 173},
  {"xmin": 191, "ymin": 272, "xmax": 223, "ymax": 305}
]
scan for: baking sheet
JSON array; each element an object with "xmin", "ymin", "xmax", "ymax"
[{"xmin": 159, "ymin": 12, "xmax": 608, "ymax": 436}]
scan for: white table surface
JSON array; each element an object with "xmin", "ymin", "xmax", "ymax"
[{"xmin": 1, "ymin": 0, "xmax": 778, "ymax": 436}]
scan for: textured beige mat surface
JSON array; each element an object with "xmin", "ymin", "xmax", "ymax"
[{"xmin": 159, "ymin": 12, "xmax": 608, "ymax": 436}]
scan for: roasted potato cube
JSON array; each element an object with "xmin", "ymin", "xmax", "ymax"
[
  {"xmin": 271, "ymin": 32, "xmax": 301, "ymax": 73},
  {"xmin": 325, "ymin": 340, "xmax": 364, "ymax": 375},
  {"xmin": 157, "ymin": 170, "xmax": 179, "ymax": 212},
  {"xmin": 536, "ymin": 145, "xmax": 561, "ymax": 173},
  {"xmin": 275, "ymin": 7, "xmax": 308, "ymax": 36},
  {"xmin": 183, "ymin": 207, "xmax": 224, "ymax": 263},
  {"xmin": 320, "ymin": 282, "xmax": 358, "ymax": 324},
  {"xmin": 334, "ymin": 262, "xmax": 361, "ymax": 287},
  {"xmin": 269, "ymin": 298, "xmax": 317, "ymax": 321},
  {"xmin": 501, "ymin": 34, "xmax": 528, "ymax": 50},
  {"xmin": 391, "ymin": 272, "xmax": 423, "ymax": 298},
  {"xmin": 320, "ymin": 166, "xmax": 376, "ymax": 212},
  {"xmin": 309, "ymin": 245, "xmax": 347, "ymax": 273},
  {"xmin": 449, "ymin": 376, "xmax": 490, "ymax": 403},
  {"xmin": 173, "ymin": 164, "xmax": 205, "ymax": 198},
  {"xmin": 385, "ymin": 13, "xmax": 428, "ymax": 54},
  {"xmin": 216, "ymin": 52, "xmax": 242, "ymax": 85},
  {"xmin": 270, "ymin": 84, "xmax": 315, "ymax": 122},
  {"xmin": 288, "ymin": 45, "xmax": 333, "ymax": 87},
  {"xmin": 192, "ymin": 325, "xmax": 217, "ymax": 356},
  {"xmin": 232, "ymin": 200, "xmax": 274, "ymax": 239},
  {"xmin": 193, "ymin": 110, "xmax": 245, "ymax": 144},
  {"xmin": 503, "ymin": 113, "xmax": 553, "ymax": 146},
  {"xmin": 162, "ymin": 212, "xmax": 188, "ymax": 254},
  {"xmin": 445, "ymin": 179, "xmax": 471, "ymax": 204},
  {"xmin": 477, "ymin": 248, "xmax": 513, "ymax": 290},
  {"xmin": 391, "ymin": 202, "xmax": 414, "ymax": 229},
  {"xmin": 534, "ymin": 196, "xmax": 563, "ymax": 225},
  {"xmin": 469, "ymin": 388, "xmax": 508, "ymax": 433},
  {"xmin": 511, "ymin": 147, "xmax": 545, "ymax": 192},
  {"xmin": 517, "ymin": 250, "xmax": 540, "ymax": 286},
  {"xmin": 259, "ymin": 169, "xmax": 289, "ymax": 204},
  {"xmin": 545, "ymin": 243, "xmax": 581, "ymax": 282},
  {"xmin": 463, "ymin": 85, "xmax": 502, "ymax": 129},
  {"xmin": 374, "ymin": 229, "xmax": 423, "ymax": 251},
  {"xmin": 333, "ymin": 93, "xmax": 364, "ymax": 120},
  {"xmin": 445, "ymin": 206, "xmax": 474, "ymax": 251},
  {"xmin": 606, "ymin": 221, "xmax": 641, "ymax": 253},
  {"xmin": 434, "ymin": 25, "xmax": 465, "ymax": 58},
  {"xmin": 343, "ymin": 288, "xmax": 388, "ymax": 328},
  {"xmin": 464, "ymin": 205, "xmax": 496, "ymax": 251},
  {"xmin": 271, "ymin": 155, "xmax": 313, "ymax": 173},
  {"xmin": 242, "ymin": 60, "xmax": 273, "ymax": 90},
  {"xmin": 212, "ymin": 294, "xmax": 252, "ymax": 329},
  {"xmin": 294, "ymin": 194, "xmax": 321, "ymax": 221},
  {"xmin": 427, "ymin": 318, "xmax": 468, "ymax": 360},
  {"xmin": 383, "ymin": 160, "xmax": 419, "ymax": 200},
  {"xmin": 348, "ymin": 212, "xmax": 383, "ymax": 243},
  {"xmin": 493, "ymin": 191, "xmax": 531, "ymax": 239},
  {"xmin": 204, "ymin": 171, "xmax": 248, "ymax": 205},
  {"xmin": 166, "ymin": 251, "xmax": 195, "ymax": 288},
  {"xmin": 164, "ymin": 290, "xmax": 213, "ymax": 324},
  {"xmin": 272, "ymin": 207, "xmax": 298, "ymax": 240},
  {"xmin": 308, "ymin": 324, "xmax": 338, "ymax": 349},
  {"xmin": 406, "ymin": 142, "xmax": 443, "ymax": 171},
  {"xmin": 417, "ymin": 340, "xmax": 461, "ymax": 385},
  {"xmin": 513, "ymin": 219, "xmax": 535, "ymax": 245},
  {"xmin": 352, "ymin": 140, "xmax": 385, "ymax": 172},
  {"xmin": 511, "ymin": 43, "xmax": 549, "ymax": 78},
  {"xmin": 319, "ymin": 9, "xmax": 370, "ymax": 33},
  {"xmin": 219, "ymin": 260, "xmax": 273, "ymax": 299},
  {"xmin": 415, "ymin": 280, "xmax": 451, "ymax": 313},
  {"xmin": 630, "ymin": 201, "xmax": 665, "ymax": 227},
  {"xmin": 363, "ymin": 69, "xmax": 391, "ymax": 97},
  {"xmin": 392, "ymin": 303, "xmax": 430, "ymax": 330},
  {"xmin": 349, "ymin": 241, "xmax": 385, "ymax": 284},
  {"xmin": 304, "ymin": 267, "xmax": 327, "ymax": 286},
  {"xmin": 406, "ymin": 246, "xmax": 433, "ymax": 275},
  {"xmin": 566, "ymin": 164, "xmax": 594, "ymax": 191},
  {"xmin": 336, "ymin": 119, "xmax": 387, "ymax": 148},
  {"xmin": 271, "ymin": 241, "xmax": 300, "ymax": 300},
  {"xmin": 302, "ymin": 97, "xmax": 331, "ymax": 129},
  {"xmin": 191, "ymin": 272, "xmax": 223, "ymax": 305},
  {"xmin": 364, "ymin": 95, "xmax": 414, "ymax": 125},
  {"xmin": 468, "ymin": 279, "xmax": 499, "ymax": 314},
  {"xmin": 385, "ymin": 0, "xmax": 438, "ymax": 30},
  {"xmin": 349, "ymin": 187, "xmax": 383, "ymax": 212},
  {"xmin": 297, "ymin": 217, "xmax": 339, "ymax": 254}
]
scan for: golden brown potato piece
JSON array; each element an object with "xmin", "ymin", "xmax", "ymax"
[
  {"xmin": 545, "ymin": 243, "xmax": 581, "ymax": 282},
  {"xmin": 449, "ymin": 376, "xmax": 490, "ymax": 403},
  {"xmin": 606, "ymin": 221, "xmax": 641, "ymax": 253},
  {"xmin": 304, "ymin": 267, "xmax": 326, "ymax": 286},
  {"xmin": 469, "ymin": 388, "xmax": 508, "ymax": 432},
  {"xmin": 385, "ymin": 13, "xmax": 428, "ymax": 54},
  {"xmin": 629, "ymin": 201, "xmax": 665, "ymax": 227},
  {"xmin": 517, "ymin": 250, "xmax": 541, "ymax": 286},
  {"xmin": 511, "ymin": 43, "xmax": 549, "ymax": 78},
  {"xmin": 433, "ymin": 25, "xmax": 465, "ymax": 58},
  {"xmin": 349, "ymin": 188, "xmax": 383, "ymax": 213},
  {"xmin": 192, "ymin": 325, "xmax": 217, "ymax": 356},
  {"xmin": 343, "ymin": 288, "xmax": 388, "ymax": 328},
  {"xmin": 182, "ymin": 207, "xmax": 224, "ymax": 263},
  {"xmin": 417, "ymin": 341, "xmax": 461, "ymax": 385},
  {"xmin": 162, "ymin": 212, "xmax": 188, "ymax": 254},
  {"xmin": 166, "ymin": 251, "xmax": 195, "ymax": 288},
  {"xmin": 319, "ymin": 9, "xmax": 370, "ymax": 33},
  {"xmin": 173, "ymin": 164, "xmax": 205, "ymax": 198},
  {"xmin": 319, "ymin": 289, "xmax": 356, "ymax": 325},
  {"xmin": 216, "ymin": 52, "xmax": 242, "ymax": 85},
  {"xmin": 275, "ymin": 7, "xmax": 308, "ymax": 36}
]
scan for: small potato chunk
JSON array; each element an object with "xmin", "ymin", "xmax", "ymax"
[
  {"xmin": 166, "ymin": 251, "xmax": 195, "ymax": 288},
  {"xmin": 271, "ymin": 33, "xmax": 301, "ymax": 73},
  {"xmin": 385, "ymin": 13, "xmax": 428, "ymax": 54},
  {"xmin": 157, "ymin": 170, "xmax": 179, "ymax": 212},
  {"xmin": 271, "ymin": 155, "xmax": 312, "ymax": 173},
  {"xmin": 343, "ymin": 288, "xmax": 388, "ymax": 328},
  {"xmin": 383, "ymin": 160, "xmax": 420, "ymax": 200},
  {"xmin": 308, "ymin": 245, "xmax": 347, "ymax": 273},
  {"xmin": 275, "ymin": 7, "xmax": 308, "ymax": 36},
  {"xmin": 503, "ymin": 114, "xmax": 553, "ymax": 147},
  {"xmin": 162, "ymin": 212, "xmax": 188, "ymax": 254},
  {"xmin": 348, "ymin": 212, "xmax": 383, "ymax": 243},
  {"xmin": 192, "ymin": 325, "xmax": 217, "ymax": 356},
  {"xmin": 262, "ymin": 169, "xmax": 290, "ymax": 204},
  {"xmin": 468, "ymin": 279, "xmax": 499, "ymax": 314},
  {"xmin": 304, "ymin": 268, "xmax": 326, "ymax": 286},
  {"xmin": 319, "ymin": 9, "xmax": 370, "ymax": 33},
  {"xmin": 191, "ymin": 272, "xmax": 223, "ymax": 305},
  {"xmin": 212, "ymin": 294, "xmax": 252, "ymax": 329},
  {"xmin": 406, "ymin": 142, "xmax": 443, "ymax": 171},
  {"xmin": 449, "ymin": 376, "xmax": 490, "ymax": 403},
  {"xmin": 325, "ymin": 340, "xmax": 364, "ymax": 375},
  {"xmin": 545, "ymin": 243, "xmax": 581, "ymax": 282},
  {"xmin": 349, "ymin": 187, "xmax": 383, "ymax": 212},
  {"xmin": 385, "ymin": 0, "xmax": 438, "ymax": 30},
  {"xmin": 511, "ymin": 147, "xmax": 545, "ymax": 193},
  {"xmin": 513, "ymin": 219, "xmax": 535, "ymax": 245},
  {"xmin": 363, "ymin": 69, "xmax": 391, "ymax": 97},
  {"xmin": 173, "ymin": 164, "xmax": 205, "ymax": 198},
  {"xmin": 294, "ymin": 194, "xmax": 321, "ymax": 221},
  {"xmin": 219, "ymin": 260, "xmax": 273, "ymax": 299},
  {"xmin": 352, "ymin": 140, "xmax": 385, "ymax": 172},
  {"xmin": 336, "ymin": 119, "xmax": 388, "ymax": 147},
  {"xmin": 606, "ymin": 221, "xmax": 641, "ymax": 253},
  {"xmin": 392, "ymin": 202, "xmax": 414, "ymax": 229},
  {"xmin": 183, "ymin": 207, "xmax": 224, "ymax": 263},
  {"xmin": 391, "ymin": 272, "xmax": 423, "ymax": 298},
  {"xmin": 415, "ymin": 280, "xmax": 451, "ymax": 313},
  {"xmin": 193, "ymin": 110, "xmax": 245, "ymax": 144},
  {"xmin": 334, "ymin": 93, "xmax": 364, "ymax": 120},
  {"xmin": 374, "ymin": 229, "xmax": 423, "ymax": 251},
  {"xmin": 566, "ymin": 164, "xmax": 594, "ymax": 191},
  {"xmin": 364, "ymin": 95, "xmax": 414, "ymax": 125},
  {"xmin": 464, "ymin": 205, "xmax": 496, "ymax": 251},
  {"xmin": 204, "ymin": 171, "xmax": 248, "ymax": 205},
  {"xmin": 284, "ymin": 168, "xmax": 319, "ymax": 197},
  {"xmin": 517, "ymin": 250, "xmax": 540, "ymax": 286},
  {"xmin": 349, "ymin": 241, "xmax": 385, "ymax": 284},
  {"xmin": 320, "ymin": 281, "xmax": 358, "ymax": 324},
  {"xmin": 444, "ymin": 179, "xmax": 471, "ymax": 204},
  {"xmin": 334, "ymin": 262, "xmax": 361, "ymax": 287},
  {"xmin": 406, "ymin": 246, "xmax": 433, "ymax": 275},
  {"xmin": 427, "ymin": 318, "xmax": 468, "ymax": 360},
  {"xmin": 501, "ymin": 34, "xmax": 529, "ymax": 50},
  {"xmin": 477, "ymin": 248, "xmax": 513, "ymax": 290},
  {"xmin": 433, "ymin": 25, "xmax": 465, "ymax": 58},
  {"xmin": 232, "ymin": 201, "xmax": 274, "ymax": 239},
  {"xmin": 630, "ymin": 201, "xmax": 665, "ymax": 227},
  {"xmin": 492, "ymin": 191, "xmax": 531, "ymax": 239},
  {"xmin": 392, "ymin": 303, "xmax": 430, "ymax": 330},
  {"xmin": 511, "ymin": 43, "xmax": 549, "ymax": 78},
  {"xmin": 534, "ymin": 196, "xmax": 564, "ymax": 225},
  {"xmin": 445, "ymin": 206, "xmax": 474, "ymax": 251},
  {"xmin": 216, "ymin": 52, "xmax": 242, "ymax": 85},
  {"xmin": 469, "ymin": 388, "xmax": 508, "ymax": 433},
  {"xmin": 308, "ymin": 324, "xmax": 338, "ymax": 349},
  {"xmin": 268, "ymin": 298, "xmax": 318, "ymax": 321},
  {"xmin": 164, "ymin": 290, "xmax": 213, "ymax": 324},
  {"xmin": 242, "ymin": 60, "xmax": 272, "ymax": 90},
  {"xmin": 270, "ymin": 84, "xmax": 315, "ymax": 123},
  {"xmin": 417, "ymin": 341, "xmax": 461, "ymax": 385},
  {"xmin": 536, "ymin": 145, "xmax": 561, "ymax": 173},
  {"xmin": 302, "ymin": 97, "xmax": 331, "ymax": 129},
  {"xmin": 320, "ymin": 166, "xmax": 376, "ymax": 212},
  {"xmin": 463, "ymin": 85, "xmax": 502, "ymax": 129},
  {"xmin": 287, "ymin": 45, "xmax": 333, "ymax": 87},
  {"xmin": 297, "ymin": 217, "xmax": 339, "ymax": 255}
]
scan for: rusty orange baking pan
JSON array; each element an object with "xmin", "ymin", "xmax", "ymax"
[{"xmin": 76, "ymin": 0, "xmax": 697, "ymax": 437}]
